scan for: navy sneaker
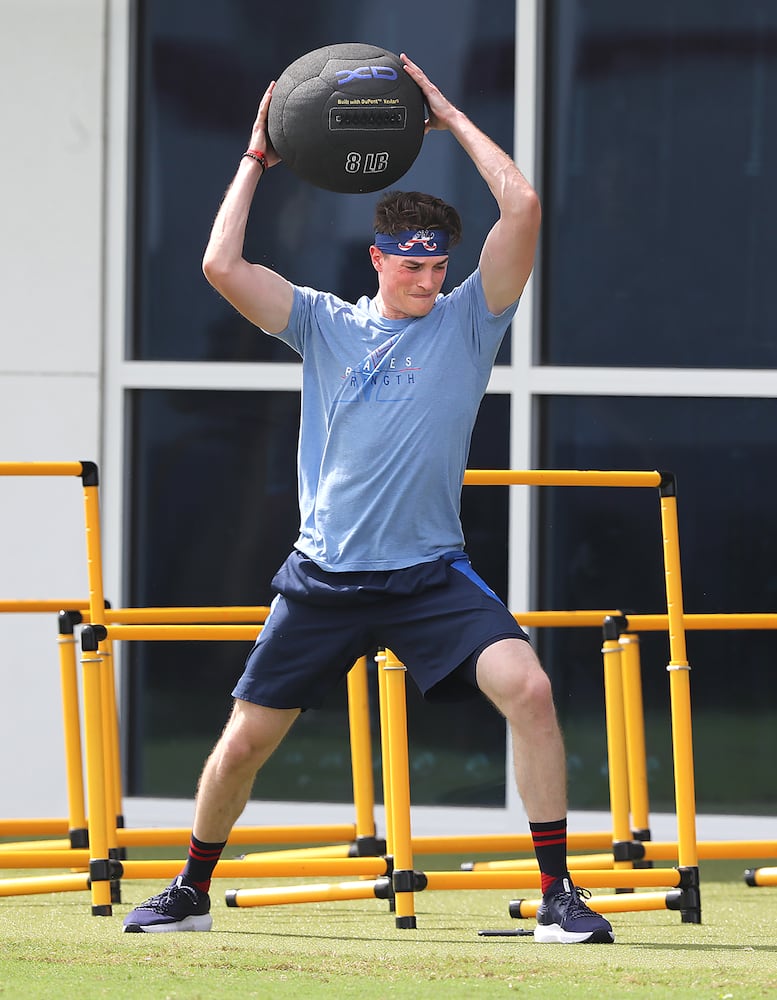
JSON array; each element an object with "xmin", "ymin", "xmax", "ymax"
[
  {"xmin": 123, "ymin": 875, "xmax": 212, "ymax": 933},
  {"xmin": 535, "ymin": 877, "xmax": 614, "ymax": 943}
]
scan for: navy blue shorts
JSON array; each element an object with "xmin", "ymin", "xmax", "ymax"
[{"xmin": 232, "ymin": 550, "xmax": 529, "ymax": 711}]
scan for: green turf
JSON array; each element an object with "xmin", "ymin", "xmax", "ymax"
[{"xmin": 1, "ymin": 857, "xmax": 775, "ymax": 998}]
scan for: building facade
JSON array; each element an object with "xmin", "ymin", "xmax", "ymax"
[{"xmin": 2, "ymin": 0, "xmax": 776, "ymax": 829}]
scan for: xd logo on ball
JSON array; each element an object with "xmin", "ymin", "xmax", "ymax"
[{"xmin": 336, "ymin": 66, "xmax": 398, "ymax": 85}]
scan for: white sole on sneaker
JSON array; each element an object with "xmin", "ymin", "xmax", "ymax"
[
  {"xmin": 123, "ymin": 914, "xmax": 213, "ymax": 933},
  {"xmin": 534, "ymin": 923, "xmax": 615, "ymax": 944}
]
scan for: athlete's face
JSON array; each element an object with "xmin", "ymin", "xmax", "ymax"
[{"xmin": 370, "ymin": 247, "xmax": 449, "ymax": 320}]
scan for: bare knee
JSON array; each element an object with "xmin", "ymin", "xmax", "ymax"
[
  {"xmin": 476, "ymin": 639, "xmax": 555, "ymax": 721},
  {"xmin": 213, "ymin": 700, "xmax": 298, "ymax": 773}
]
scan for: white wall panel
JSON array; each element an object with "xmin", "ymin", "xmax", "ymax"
[
  {"xmin": 0, "ymin": 0, "xmax": 104, "ymax": 372},
  {"xmin": 0, "ymin": 0, "xmax": 104, "ymax": 817}
]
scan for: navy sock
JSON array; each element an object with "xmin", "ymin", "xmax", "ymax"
[
  {"xmin": 180, "ymin": 834, "xmax": 227, "ymax": 893},
  {"xmin": 529, "ymin": 819, "xmax": 569, "ymax": 894}
]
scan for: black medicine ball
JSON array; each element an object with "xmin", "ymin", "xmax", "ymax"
[{"xmin": 268, "ymin": 43, "xmax": 425, "ymax": 194}]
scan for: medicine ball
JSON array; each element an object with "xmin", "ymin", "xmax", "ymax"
[{"xmin": 268, "ymin": 43, "xmax": 425, "ymax": 194}]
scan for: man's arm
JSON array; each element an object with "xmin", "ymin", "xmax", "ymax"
[
  {"xmin": 401, "ymin": 55, "xmax": 541, "ymax": 316},
  {"xmin": 202, "ymin": 82, "xmax": 294, "ymax": 335}
]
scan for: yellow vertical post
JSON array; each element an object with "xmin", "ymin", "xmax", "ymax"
[
  {"xmin": 100, "ymin": 639, "xmax": 124, "ymax": 828},
  {"xmin": 619, "ymin": 631, "xmax": 651, "ymax": 838},
  {"xmin": 375, "ymin": 651, "xmax": 394, "ymax": 857},
  {"xmin": 80, "ymin": 639, "xmax": 112, "ymax": 913},
  {"xmin": 658, "ymin": 480, "xmax": 698, "ymax": 880},
  {"xmin": 79, "ymin": 464, "xmax": 115, "ymax": 914},
  {"xmin": 382, "ymin": 649, "xmax": 418, "ymax": 928},
  {"xmin": 56, "ymin": 611, "xmax": 88, "ymax": 844},
  {"xmin": 601, "ymin": 619, "xmax": 633, "ymax": 865},
  {"xmin": 346, "ymin": 657, "xmax": 377, "ymax": 844}
]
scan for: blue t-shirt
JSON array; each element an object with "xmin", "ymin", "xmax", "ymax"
[{"xmin": 274, "ymin": 270, "xmax": 519, "ymax": 571}]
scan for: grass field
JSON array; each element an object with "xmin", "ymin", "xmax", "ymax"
[{"xmin": 1, "ymin": 855, "xmax": 776, "ymax": 999}]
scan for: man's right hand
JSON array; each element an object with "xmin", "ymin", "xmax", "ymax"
[{"xmin": 247, "ymin": 81, "xmax": 282, "ymax": 169}]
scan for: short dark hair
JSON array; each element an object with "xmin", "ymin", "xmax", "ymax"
[{"xmin": 373, "ymin": 190, "xmax": 463, "ymax": 247}]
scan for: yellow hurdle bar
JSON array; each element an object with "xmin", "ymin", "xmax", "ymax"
[
  {"xmin": 512, "ymin": 891, "xmax": 677, "ymax": 918},
  {"xmin": 0, "ymin": 603, "xmax": 271, "ymax": 621},
  {"xmin": 644, "ymin": 840, "xmax": 777, "ymax": 862},
  {"xmin": 745, "ymin": 867, "xmax": 777, "ymax": 887},
  {"xmin": 99, "ymin": 624, "xmax": 262, "ymax": 641},
  {"xmin": 624, "ymin": 612, "xmax": 777, "ymax": 630},
  {"xmin": 115, "ymin": 824, "xmax": 357, "ymax": 848},
  {"xmin": 467, "ymin": 853, "xmax": 621, "ymax": 873},
  {"xmin": 0, "ymin": 461, "xmax": 85, "ymax": 478},
  {"xmin": 424, "ymin": 867, "xmax": 681, "ymax": 891},
  {"xmin": 120, "ymin": 857, "xmax": 389, "ymax": 880},
  {"xmin": 0, "ymin": 874, "xmax": 91, "ymax": 897},
  {"xmin": 515, "ymin": 610, "xmax": 619, "ymax": 627},
  {"xmin": 26, "ymin": 606, "xmax": 769, "ymax": 630},
  {"xmin": 463, "ymin": 469, "xmax": 663, "ymax": 488},
  {"xmin": 0, "ymin": 819, "xmax": 69, "ymax": 837},
  {"xmin": 454, "ymin": 840, "xmax": 777, "ymax": 872},
  {"xmin": 0, "ymin": 600, "xmax": 90, "ymax": 613},
  {"xmin": 103, "ymin": 606, "xmax": 270, "ymax": 623},
  {"xmin": 0, "ymin": 839, "xmax": 72, "ymax": 853},
  {"xmin": 226, "ymin": 880, "xmax": 384, "ymax": 908},
  {"xmin": 0, "ymin": 850, "xmax": 91, "ymax": 869},
  {"xmin": 412, "ymin": 831, "xmax": 613, "ymax": 855},
  {"xmin": 238, "ymin": 844, "xmax": 355, "ymax": 862}
]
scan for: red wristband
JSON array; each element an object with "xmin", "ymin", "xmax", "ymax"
[{"xmin": 242, "ymin": 148, "xmax": 268, "ymax": 173}]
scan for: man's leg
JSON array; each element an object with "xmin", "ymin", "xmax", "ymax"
[
  {"xmin": 123, "ymin": 699, "xmax": 298, "ymax": 933},
  {"xmin": 476, "ymin": 638, "xmax": 566, "ymax": 821},
  {"xmin": 192, "ymin": 699, "xmax": 300, "ymax": 843},
  {"xmin": 476, "ymin": 638, "xmax": 614, "ymax": 943}
]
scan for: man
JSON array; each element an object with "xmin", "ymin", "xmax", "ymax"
[{"xmin": 123, "ymin": 53, "xmax": 614, "ymax": 945}]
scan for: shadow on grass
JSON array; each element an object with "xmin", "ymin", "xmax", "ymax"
[{"xmin": 631, "ymin": 942, "xmax": 777, "ymax": 953}]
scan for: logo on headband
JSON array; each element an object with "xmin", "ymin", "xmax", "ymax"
[
  {"xmin": 397, "ymin": 230, "xmax": 439, "ymax": 252},
  {"xmin": 374, "ymin": 229, "xmax": 450, "ymax": 256}
]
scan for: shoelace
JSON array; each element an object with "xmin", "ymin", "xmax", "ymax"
[
  {"xmin": 558, "ymin": 884, "xmax": 595, "ymax": 916},
  {"xmin": 143, "ymin": 880, "xmax": 197, "ymax": 913}
]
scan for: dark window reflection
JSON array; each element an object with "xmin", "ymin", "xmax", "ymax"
[
  {"xmin": 537, "ymin": 395, "xmax": 777, "ymax": 814},
  {"xmin": 128, "ymin": 389, "xmax": 511, "ymax": 806},
  {"xmin": 543, "ymin": 0, "xmax": 777, "ymax": 367},
  {"xmin": 133, "ymin": 0, "xmax": 515, "ymax": 363}
]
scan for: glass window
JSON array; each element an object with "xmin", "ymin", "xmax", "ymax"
[
  {"xmin": 126, "ymin": 388, "xmax": 300, "ymax": 797},
  {"xmin": 132, "ymin": 0, "xmax": 516, "ymax": 363},
  {"xmin": 127, "ymin": 1, "xmax": 520, "ymax": 808},
  {"xmin": 537, "ymin": 395, "xmax": 777, "ymax": 814},
  {"xmin": 542, "ymin": 0, "xmax": 777, "ymax": 368},
  {"xmin": 127, "ymin": 389, "xmax": 511, "ymax": 807}
]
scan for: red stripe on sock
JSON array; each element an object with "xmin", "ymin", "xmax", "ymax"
[{"xmin": 189, "ymin": 846, "xmax": 223, "ymax": 860}]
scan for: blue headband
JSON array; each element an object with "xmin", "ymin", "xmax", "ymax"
[{"xmin": 374, "ymin": 229, "xmax": 450, "ymax": 256}]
